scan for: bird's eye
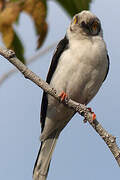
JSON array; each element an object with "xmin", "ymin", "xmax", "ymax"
[
  {"xmin": 91, "ymin": 21, "xmax": 99, "ymax": 35},
  {"xmin": 73, "ymin": 16, "xmax": 78, "ymax": 24}
]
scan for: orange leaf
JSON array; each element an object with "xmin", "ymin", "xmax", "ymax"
[
  {"xmin": 23, "ymin": 0, "xmax": 35, "ymax": 14},
  {"xmin": 37, "ymin": 22, "xmax": 48, "ymax": 49},
  {"xmin": 0, "ymin": 0, "xmax": 5, "ymax": 11},
  {"xmin": 1, "ymin": 25, "xmax": 14, "ymax": 48},
  {"xmin": 24, "ymin": 0, "xmax": 47, "ymax": 49},
  {"xmin": 0, "ymin": 2, "xmax": 21, "ymax": 26},
  {"xmin": 32, "ymin": 1, "xmax": 46, "ymax": 27}
]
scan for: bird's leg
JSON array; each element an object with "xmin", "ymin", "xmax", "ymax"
[
  {"xmin": 58, "ymin": 92, "xmax": 96, "ymax": 123},
  {"xmin": 83, "ymin": 107, "xmax": 96, "ymax": 123},
  {"xmin": 58, "ymin": 91, "xmax": 68, "ymax": 102}
]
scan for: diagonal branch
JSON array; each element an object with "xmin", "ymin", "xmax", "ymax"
[
  {"xmin": 0, "ymin": 47, "xmax": 120, "ymax": 166},
  {"xmin": 0, "ymin": 42, "xmax": 57, "ymax": 85}
]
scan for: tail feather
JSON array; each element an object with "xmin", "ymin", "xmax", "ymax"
[{"xmin": 33, "ymin": 131, "xmax": 59, "ymax": 180}]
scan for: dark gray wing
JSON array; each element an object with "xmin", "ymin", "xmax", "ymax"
[
  {"xmin": 103, "ymin": 54, "xmax": 110, "ymax": 82},
  {"xmin": 40, "ymin": 36, "xmax": 69, "ymax": 132},
  {"xmin": 33, "ymin": 36, "xmax": 69, "ymax": 175}
]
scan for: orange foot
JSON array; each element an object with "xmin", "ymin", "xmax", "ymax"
[
  {"xmin": 83, "ymin": 107, "xmax": 96, "ymax": 123},
  {"xmin": 59, "ymin": 91, "xmax": 68, "ymax": 102}
]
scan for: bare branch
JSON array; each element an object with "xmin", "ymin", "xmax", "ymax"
[
  {"xmin": 0, "ymin": 42, "xmax": 57, "ymax": 85},
  {"xmin": 0, "ymin": 47, "xmax": 120, "ymax": 166}
]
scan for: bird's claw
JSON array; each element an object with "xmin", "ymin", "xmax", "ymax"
[
  {"xmin": 59, "ymin": 91, "xmax": 68, "ymax": 102},
  {"xmin": 83, "ymin": 107, "xmax": 96, "ymax": 123}
]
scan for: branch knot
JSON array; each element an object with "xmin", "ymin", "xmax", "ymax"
[{"xmin": 3, "ymin": 49, "xmax": 16, "ymax": 59}]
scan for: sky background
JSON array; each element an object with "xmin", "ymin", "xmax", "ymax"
[{"xmin": 0, "ymin": 0, "xmax": 120, "ymax": 179}]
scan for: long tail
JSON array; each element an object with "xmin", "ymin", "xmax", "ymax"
[{"xmin": 33, "ymin": 131, "xmax": 59, "ymax": 180}]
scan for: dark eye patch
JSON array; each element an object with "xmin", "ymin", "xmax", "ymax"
[
  {"xmin": 81, "ymin": 18, "xmax": 101, "ymax": 36},
  {"xmin": 90, "ymin": 19, "xmax": 101, "ymax": 35},
  {"xmin": 81, "ymin": 21, "xmax": 89, "ymax": 29}
]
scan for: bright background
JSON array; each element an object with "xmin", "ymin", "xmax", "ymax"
[{"xmin": 0, "ymin": 0, "xmax": 120, "ymax": 179}]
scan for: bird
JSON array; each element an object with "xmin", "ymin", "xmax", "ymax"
[{"xmin": 33, "ymin": 10, "xmax": 109, "ymax": 180}]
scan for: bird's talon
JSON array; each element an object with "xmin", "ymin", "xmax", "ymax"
[
  {"xmin": 83, "ymin": 107, "xmax": 96, "ymax": 123},
  {"xmin": 59, "ymin": 91, "xmax": 68, "ymax": 102},
  {"xmin": 92, "ymin": 112, "xmax": 96, "ymax": 121},
  {"xmin": 89, "ymin": 112, "xmax": 96, "ymax": 123}
]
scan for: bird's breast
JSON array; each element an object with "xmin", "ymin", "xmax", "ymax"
[{"xmin": 50, "ymin": 38, "xmax": 108, "ymax": 104}]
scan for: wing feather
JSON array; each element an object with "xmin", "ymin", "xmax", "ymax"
[
  {"xmin": 40, "ymin": 36, "xmax": 69, "ymax": 132},
  {"xmin": 103, "ymin": 54, "xmax": 110, "ymax": 82}
]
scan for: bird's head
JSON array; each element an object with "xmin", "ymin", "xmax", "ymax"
[{"xmin": 67, "ymin": 11, "xmax": 102, "ymax": 39}]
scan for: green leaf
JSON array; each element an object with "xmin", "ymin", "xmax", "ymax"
[
  {"xmin": 55, "ymin": 0, "xmax": 92, "ymax": 17},
  {"xmin": 12, "ymin": 30, "xmax": 25, "ymax": 64}
]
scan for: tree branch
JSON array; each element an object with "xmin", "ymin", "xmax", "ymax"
[
  {"xmin": 0, "ymin": 47, "xmax": 120, "ymax": 166},
  {"xmin": 0, "ymin": 42, "xmax": 57, "ymax": 85}
]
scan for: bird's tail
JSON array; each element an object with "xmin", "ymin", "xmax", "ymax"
[{"xmin": 33, "ymin": 131, "xmax": 59, "ymax": 180}]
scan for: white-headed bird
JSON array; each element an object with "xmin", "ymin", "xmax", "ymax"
[{"xmin": 33, "ymin": 10, "xmax": 109, "ymax": 180}]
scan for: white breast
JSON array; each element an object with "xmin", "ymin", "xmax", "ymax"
[
  {"xmin": 41, "ymin": 36, "xmax": 108, "ymax": 140},
  {"xmin": 50, "ymin": 36, "xmax": 108, "ymax": 104}
]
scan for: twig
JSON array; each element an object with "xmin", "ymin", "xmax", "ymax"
[
  {"xmin": 0, "ymin": 47, "xmax": 120, "ymax": 166},
  {"xmin": 0, "ymin": 42, "xmax": 57, "ymax": 85}
]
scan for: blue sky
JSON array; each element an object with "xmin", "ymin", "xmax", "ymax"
[{"xmin": 0, "ymin": 0, "xmax": 120, "ymax": 180}]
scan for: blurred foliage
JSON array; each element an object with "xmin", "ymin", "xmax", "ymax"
[
  {"xmin": 23, "ymin": 0, "xmax": 47, "ymax": 49},
  {"xmin": 0, "ymin": 0, "xmax": 91, "ymax": 63},
  {"xmin": 0, "ymin": 0, "xmax": 47, "ymax": 63},
  {"xmin": 0, "ymin": 1, "xmax": 24, "ymax": 61}
]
